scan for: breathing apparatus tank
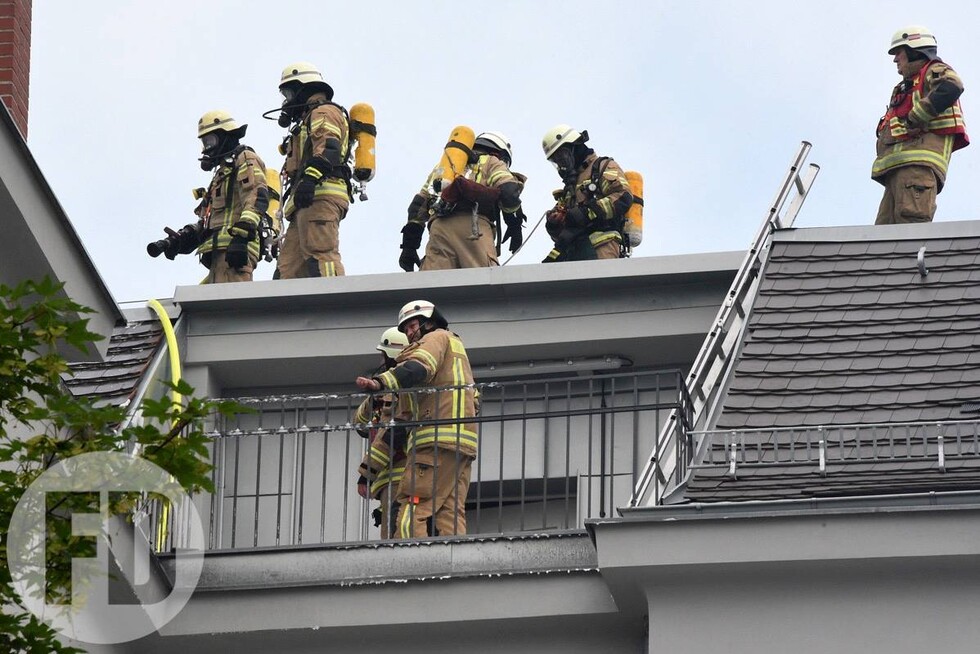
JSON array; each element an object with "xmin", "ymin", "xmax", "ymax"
[
  {"xmin": 623, "ymin": 170, "xmax": 644, "ymax": 248},
  {"xmin": 261, "ymin": 167, "xmax": 283, "ymax": 261},
  {"xmin": 349, "ymin": 103, "xmax": 376, "ymax": 183},
  {"xmin": 434, "ymin": 126, "xmax": 475, "ymax": 192},
  {"xmin": 265, "ymin": 167, "xmax": 282, "ymax": 219}
]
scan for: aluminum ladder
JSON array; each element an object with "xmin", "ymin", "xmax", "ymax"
[{"xmin": 629, "ymin": 141, "xmax": 820, "ymax": 507}]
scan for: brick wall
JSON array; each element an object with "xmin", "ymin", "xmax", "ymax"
[{"xmin": 0, "ymin": 0, "xmax": 30, "ymax": 138}]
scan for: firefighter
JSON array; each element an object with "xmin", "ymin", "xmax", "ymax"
[
  {"xmin": 275, "ymin": 62, "xmax": 351, "ymax": 278},
  {"xmin": 873, "ymin": 26, "xmax": 969, "ymax": 225},
  {"xmin": 540, "ymin": 125, "xmax": 633, "ymax": 262},
  {"xmin": 355, "ymin": 300, "xmax": 477, "ymax": 538},
  {"xmin": 193, "ymin": 110, "xmax": 270, "ymax": 283},
  {"xmin": 353, "ymin": 327, "xmax": 411, "ymax": 539},
  {"xmin": 399, "ymin": 131, "xmax": 526, "ymax": 271}
]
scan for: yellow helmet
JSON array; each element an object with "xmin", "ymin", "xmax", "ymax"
[
  {"xmin": 541, "ymin": 124, "xmax": 583, "ymax": 159},
  {"xmin": 888, "ymin": 26, "xmax": 937, "ymax": 54},
  {"xmin": 397, "ymin": 300, "xmax": 448, "ymax": 333},
  {"xmin": 279, "ymin": 61, "xmax": 333, "ymax": 100},
  {"xmin": 197, "ymin": 109, "xmax": 245, "ymax": 138},
  {"xmin": 377, "ymin": 327, "xmax": 409, "ymax": 359}
]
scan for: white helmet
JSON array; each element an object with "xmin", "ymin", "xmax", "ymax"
[
  {"xmin": 475, "ymin": 131, "xmax": 513, "ymax": 164},
  {"xmin": 377, "ymin": 326, "xmax": 409, "ymax": 359},
  {"xmin": 888, "ymin": 26, "xmax": 937, "ymax": 54},
  {"xmin": 397, "ymin": 299, "xmax": 448, "ymax": 333},
  {"xmin": 197, "ymin": 109, "xmax": 245, "ymax": 138},
  {"xmin": 279, "ymin": 61, "xmax": 334, "ymax": 100},
  {"xmin": 542, "ymin": 124, "xmax": 583, "ymax": 159}
]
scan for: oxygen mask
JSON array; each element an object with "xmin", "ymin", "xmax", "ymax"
[
  {"xmin": 262, "ymin": 97, "xmax": 304, "ymax": 127},
  {"xmin": 548, "ymin": 146, "xmax": 576, "ymax": 179}
]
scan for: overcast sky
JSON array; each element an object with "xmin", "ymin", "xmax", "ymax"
[{"xmin": 26, "ymin": 1, "xmax": 980, "ymax": 303}]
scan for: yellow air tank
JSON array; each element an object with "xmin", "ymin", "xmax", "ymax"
[
  {"xmin": 435, "ymin": 125, "xmax": 475, "ymax": 191},
  {"xmin": 265, "ymin": 167, "xmax": 282, "ymax": 218},
  {"xmin": 350, "ymin": 102, "xmax": 376, "ymax": 182},
  {"xmin": 624, "ymin": 170, "xmax": 644, "ymax": 248}
]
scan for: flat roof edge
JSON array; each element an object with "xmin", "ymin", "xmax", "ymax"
[{"xmin": 775, "ymin": 219, "xmax": 980, "ymax": 243}]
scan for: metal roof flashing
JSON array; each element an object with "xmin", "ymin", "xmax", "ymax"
[
  {"xmin": 772, "ymin": 218, "xmax": 980, "ymax": 243},
  {"xmin": 610, "ymin": 488, "xmax": 980, "ymax": 522},
  {"xmin": 170, "ymin": 251, "xmax": 745, "ymax": 312}
]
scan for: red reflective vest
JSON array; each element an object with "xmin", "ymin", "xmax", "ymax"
[{"xmin": 881, "ymin": 60, "xmax": 969, "ymax": 152}]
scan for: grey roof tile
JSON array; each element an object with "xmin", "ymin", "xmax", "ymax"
[
  {"xmin": 807, "ymin": 243, "xmax": 841, "ymax": 257},
  {"xmin": 865, "ymin": 241, "xmax": 899, "ymax": 256},
  {"xmin": 925, "ymin": 387, "xmax": 960, "ymax": 403},
  {"xmin": 803, "ymin": 260, "xmax": 841, "ymax": 275},
  {"xmin": 878, "ymin": 289, "xmax": 911, "ymax": 305},
  {"xmin": 838, "ymin": 242, "xmax": 871, "ymax": 257},
  {"xmin": 944, "ymin": 333, "xmax": 978, "ymax": 349},
  {"xmin": 933, "ymin": 370, "xmax": 965, "ymax": 384},
  {"xmin": 763, "ymin": 359, "xmax": 799, "ymax": 374},
  {"xmin": 63, "ymin": 319, "xmax": 162, "ymax": 406}
]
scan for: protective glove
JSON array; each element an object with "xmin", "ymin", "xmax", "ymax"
[
  {"xmin": 399, "ymin": 248, "xmax": 422, "ymax": 272},
  {"xmin": 399, "ymin": 222, "xmax": 425, "ymax": 272},
  {"xmin": 542, "ymin": 248, "xmax": 563, "ymax": 264},
  {"xmin": 175, "ymin": 224, "xmax": 202, "ymax": 255},
  {"xmin": 225, "ymin": 235, "xmax": 250, "ymax": 269},
  {"xmin": 164, "ymin": 239, "xmax": 181, "ymax": 261},
  {"xmin": 501, "ymin": 210, "xmax": 526, "ymax": 253},
  {"xmin": 357, "ymin": 475, "xmax": 369, "ymax": 499},
  {"xmin": 555, "ymin": 228, "xmax": 578, "ymax": 251},
  {"xmin": 293, "ymin": 175, "xmax": 317, "ymax": 209},
  {"xmin": 227, "ymin": 221, "xmax": 256, "ymax": 240},
  {"xmin": 564, "ymin": 206, "xmax": 589, "ymax": 229}
]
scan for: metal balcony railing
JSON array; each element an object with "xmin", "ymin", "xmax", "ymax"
[
  {"xmin": 693, "ymin": 420, "xmax": 980, "ymax": 477},
  {"xmin": 154, "ymin": 369, "xmax": 690, "ymax": 551}
]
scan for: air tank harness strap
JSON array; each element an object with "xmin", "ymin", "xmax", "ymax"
[
  {"xmin": 446, "ymin": 139, "xmax": 476, "ymax": 164},
  {"xmin": 349, "ymin": 120, "xmax": 377, "ymax": 137}
]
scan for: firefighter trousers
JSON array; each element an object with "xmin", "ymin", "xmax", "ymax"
[
  {"xmin": 395, "ymin": 447, "xmax": 472, "ymax": 538},
  {"xmin": 420, "ymin": 213, "xmax": 498, "ymax": 270},
  {"xmin": 377, "ymin": 485, "xmax": 400, "ymax": 540},
  {"xmin": 276, "ymin": 195, "xmax": 348, "ymax": 278},
  {"xmin": 875, "ymin": 165, "xmax": 938, "ymax": 225},
  {"xmin": 202, "ymin": 249, "xmax": 255, "ymax": 284}
]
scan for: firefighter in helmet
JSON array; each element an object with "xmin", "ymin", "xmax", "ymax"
[
  {"xmin": 355, "ymin": 300, "xmax": 477, "ymax": 538},
  {"xmin": 541, "ymin": 125, "xmax": 633, "ymax": 262},
  {"xmin": 353, "ymin": 327, "xmax": 411, "ymax": 539},
  {"xmin": 873, "ymin": 26, "xmax": 968, "ymax": 224},
  {"xmin": 399, "ymin": 131, "xmax": 527, "ymax": 271},
  {"xmin": 275, "ymin": 62, "xmax": 352, "ymax": 278},
  {"xmin": 192, "ymin": 110, "xmax": 270, "ymax": 283}
]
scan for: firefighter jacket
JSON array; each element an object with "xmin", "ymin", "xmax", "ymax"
[
  {"xmin": 550, "ymin": 153, "xmax": 633, "ymax": 250},
  {"xmin": 353, "ymin": 393, "xmax": 412, "ymax": 498},
  {"xmin": 409, "ymin": 154, "xmax": 524, "ymax": 228},
  {"xmin": 374, "ymin": 328, "xmax": 477, "ymax": 458},
  {"xmin": 281, "ymin": 91, "xmax": 351, "ymax": 218},
  {"xmin": 196, "ymin": 146, "xmax": 268, "ymax": 259},
  {"xmin": 873, "ymin": 58, "xmax": 969, "ymax": 189}
]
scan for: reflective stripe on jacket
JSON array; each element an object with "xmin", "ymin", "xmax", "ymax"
[
  {"xmin": 873, "ymin": 59, "xmax": 969, "ymax": 184},
  {"xmin": 376, "ymin": 329, "xmax": 478, "ymax": 458},
  {"xmin": 354, "ymin": 392, "xmax": 412, "ymax": 497},
  {"xmin": 197, "ymin": 147, "xmax": 267, "ymax": 258},
  {"xmin": 282, "ymin": 95, "xmax": 351, "ymax": 217}
]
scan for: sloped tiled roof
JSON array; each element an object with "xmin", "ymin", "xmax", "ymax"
[
  {"xmin": 685, "ymin": 223, "xmax": 980, "ymax": 502},
  {"xmin": 63, "ymin": 318, "xmax": 163, "ymax": 406}
]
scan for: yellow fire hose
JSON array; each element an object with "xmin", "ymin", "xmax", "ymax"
[{"xmin": 146, "ymin": 299, "xmax": 182, "ymax": 552}]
